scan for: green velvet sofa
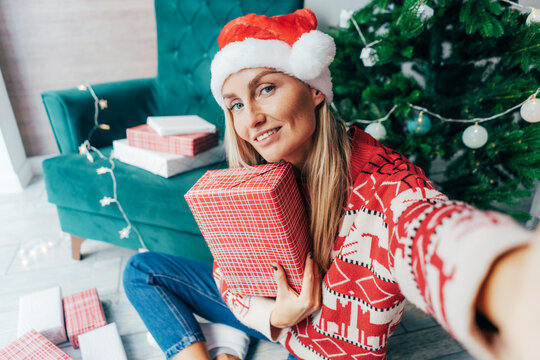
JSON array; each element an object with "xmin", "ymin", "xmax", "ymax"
[{"xmin": 41, "ymin": 0, "xmax": 302, "ymax": 261}]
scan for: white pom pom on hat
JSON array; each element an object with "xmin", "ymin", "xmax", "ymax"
[
  {"xmin": 290, "ymin": 30, "xmax": 336, "ymax": 80},
  {"xmin": 210, "ymin": 9, "xmax": 336, "ymax": 108}
]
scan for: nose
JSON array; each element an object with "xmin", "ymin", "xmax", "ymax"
[{"xmin": 246, "ymin": 100, "xmax": 266, "ymax": 129}]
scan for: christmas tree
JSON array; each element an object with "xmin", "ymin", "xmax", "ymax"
[{"xmin": 327, "ymin": 0, "xmax": 540, "ymax": 221}]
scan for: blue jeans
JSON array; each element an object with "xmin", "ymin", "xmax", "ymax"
[{"xmin": 123, "ymin": 252, "xmax": 299, "ymax": 360}]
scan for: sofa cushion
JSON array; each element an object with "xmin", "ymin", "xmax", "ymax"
[{"xmin": 43, "ymin": 147, "xmax": 228, "ymax": 236}]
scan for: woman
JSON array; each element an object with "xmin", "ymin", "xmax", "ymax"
[{"xmin": 124, "ymin": 8, "xmax": 540, "ymax": 360}]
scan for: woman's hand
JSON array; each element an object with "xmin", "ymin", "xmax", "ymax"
[
  {"xmin": 477, "ymin": 226, "xmax": 540, "ymax": 359},
  {"xmin": 269, "ymin": 254, "xmax": 322, "ymax": 332}
]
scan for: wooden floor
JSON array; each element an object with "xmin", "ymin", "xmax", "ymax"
[{"xmin": 0, "ymin": 176, "xmax": 475, "ymax": 359}]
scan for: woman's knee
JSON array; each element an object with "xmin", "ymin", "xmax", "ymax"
[{"xmin": 123, "ymin": 252, "xmax": 162, "ymax": 293}]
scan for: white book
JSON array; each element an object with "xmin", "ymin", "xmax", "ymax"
[
  {"xmin": 17, "ymin": 285, "xmax": 67, "ymax": 345},
  {"xmin": 79, "ymin": 323, "xmax": 127, "ymax": 360},
  {"xmin": 113, "ymin": 139, "xmax": 226, "ymax": 178},
  {"xmin": 147, "ymin": 115, "xmax": 217, "ymax": 136}
]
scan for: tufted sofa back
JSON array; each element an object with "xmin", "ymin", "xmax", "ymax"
[{"xmin": 154, "ymin": 0, "xmax": 303, "ymax": 138}]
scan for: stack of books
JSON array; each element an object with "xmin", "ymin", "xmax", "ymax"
[{"xmin": 114, "ymin": 115, "xmax": 226, "ymax": 178}]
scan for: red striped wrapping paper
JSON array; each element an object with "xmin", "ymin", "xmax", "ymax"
[
  {"xmin": 62, "ymin": 288, "xmax": 107, "ymax": 349},
  {"xmin": 0, "ymin": 329, "xmax": 73, "ymax": 360},
  {"xmin": 184, "ymin": 162, "xmax": 311, "ymax": 297},
  {"xmin": 127, "ymin": 124, "xmax": 219, "ymax": 156}
]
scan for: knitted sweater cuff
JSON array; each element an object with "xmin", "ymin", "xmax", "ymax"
[{"xmin": 445, "ymin": 214, "xmax": 532, "ymax": 360}]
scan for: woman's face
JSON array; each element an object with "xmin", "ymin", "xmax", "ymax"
[{"xmin": 221, "ymin": 68, "xmax": 325, "ymax": 169}]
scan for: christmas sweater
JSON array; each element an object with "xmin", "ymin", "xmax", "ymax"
[{"xmin": 212, "ymin": 126, "xmax": 532, "ymax": 360}]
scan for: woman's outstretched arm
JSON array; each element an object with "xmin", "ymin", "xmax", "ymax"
[
  {"xmin": 352, "ymin": 144, "xmax": 534, "ymax": 359},
  {"xmin": 476, "ymin": 226, "xmax": 540, "ymax": 359}
]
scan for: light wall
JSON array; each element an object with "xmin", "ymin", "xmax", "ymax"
[{"xmin": 0, "ymin": 0, "xmax": 156, "ymax": 156}]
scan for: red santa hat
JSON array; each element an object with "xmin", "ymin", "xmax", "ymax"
[{"xmin": 210, "ymin": 8, "xmax": 336, "ymax": 108}]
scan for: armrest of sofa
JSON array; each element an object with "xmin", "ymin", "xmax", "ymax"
[{"xmin": 42, "ymin": 77, "xmax": 158, "ymax": 154}]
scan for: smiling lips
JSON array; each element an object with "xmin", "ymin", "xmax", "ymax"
[{"xmin": 254, "ymin": 127, "xmax": 281, "ymax": 142}]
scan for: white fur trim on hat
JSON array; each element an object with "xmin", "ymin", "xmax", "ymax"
[{"xmin": 210, "ymin": 30, "xmax": 335, "ymax": 108}]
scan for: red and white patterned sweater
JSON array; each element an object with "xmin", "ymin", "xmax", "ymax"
[{"xmin": 213, "ymin": 126, "xmax": 532, "ymax": 360}]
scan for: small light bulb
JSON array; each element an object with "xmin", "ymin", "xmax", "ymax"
[
  {"xmin": 119, "ymin": 226, "xmax": 131, "ymax": 239},
  {"xmin": 98, "ymin": 99, "xmax": 108, "ymax": 110},
  {"xmin": 527, "ymin": 8, "xmax": 540, "ymax": 26}
]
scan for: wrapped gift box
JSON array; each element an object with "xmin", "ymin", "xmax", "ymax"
[
  {"xmin": 113, "ymin": 139, "xmax": 226, "ymax": 178},
  {"xmin": 17, "ymin": 286, "xmax": 67, "ymax": 345},
  {"xmin": 63, "ymin": 288, "xmax": 107, "ymax": 349},
  {"xmin": 0, "ymin": 329, "xmax": 73, "ymax": 360},
  {"xmin": 147, "ymin": 115, "xmax": 217, "ymax": 136},
  {"xmin": 127, "ymin": 124, "xmax": 219, "ymax": 156},
  {"xmin": 79, "ymin": 323, "xmax": 127, "ymax": 360},
  {"xmin": 184, "ymin": 162, "xmax": 311, "ymax": 297}
]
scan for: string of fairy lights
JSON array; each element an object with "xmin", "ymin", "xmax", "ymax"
[
  {"xmin": 339, "ymin": 0, "xmax": 540, "ymax": 149},
  {"xmin": 18, "ymin": 83, "xmax": 147, "ymax": 267},
  {"xmin": 77, "ymin": 84, "xmax": 148, "ymax": 251}
]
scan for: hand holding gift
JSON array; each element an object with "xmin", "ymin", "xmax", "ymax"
[{"xmin": 269, "ymin": 253, "xmax": 322, "ymax": 333}]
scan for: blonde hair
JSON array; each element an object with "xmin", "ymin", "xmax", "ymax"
[{"xmin": 223, "ymin": 101, "xmax": 351, "ymax": 272}]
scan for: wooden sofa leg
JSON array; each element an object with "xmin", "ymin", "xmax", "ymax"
[{"xmin": 71, "ymin": 235, "xmax": 85, "ymax": 260}]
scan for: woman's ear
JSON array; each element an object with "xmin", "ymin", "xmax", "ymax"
[{"xmin": 310, "ymin": 88, "xmax": 326, "ymax": 107}]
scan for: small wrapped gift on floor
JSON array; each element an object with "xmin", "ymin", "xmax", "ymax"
[
  {"xmin": 0, "ymin": 329, "xmax": 74, "ymax": 360},
  {"xmin": 63, "ymin": 288, "xmax": 107, "ymax": 349},
  {"xmin": 184, "ymin": 162, "xmax": 311, "ymax": 297},
  {"xmin": 126, "ymin": 124, "xmax": 219, "ymax": 156},
  {"xmin": 79, "ymin": 323, "xmax": 127, "ymax": 360},
  {"xmin": 113, "ymin": 139, "xmax": 226, "ymax": 178},
  {"xmin": 17, "ymin": 285, "xmax": 67, "ymax": 345},
  {"xmin": 147, "ymin": 115, "xmax": 217, "ymax": 136}
]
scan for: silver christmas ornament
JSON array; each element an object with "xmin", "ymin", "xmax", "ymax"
[
  {"xmin": 417, "ymin": 4, "xmax": 434, "ymax": 22},
  {"xmin": 360, "ymin": 47, "xmax": 378, "ymax": 67},
  {"xmin": 339, "ymin": 9, "xmax": 354, "ymax": 28}
]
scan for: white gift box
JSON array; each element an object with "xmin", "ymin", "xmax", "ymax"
[
  {"xmin": 113, "ymin": 139, "xmax": 226, "ymax": 178},
  {"xmin": 147, "ymin": 115, "xmax": 217, "ymax": 136},
  {"xmin": 17, "ymin": 286, "xmax": 67, "ymax": 345},
  {"xmin": 79, "ymin": 323, "xmax": 127, "ymax": 360}
]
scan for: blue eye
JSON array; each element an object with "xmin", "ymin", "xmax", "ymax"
[
  {"xmin": 230, "ymin": 102, "xmax": 244, "ymax": 111},
  {"xmin": 261, "ymin": 85, "xmax": 275, "ymax": 94}
]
